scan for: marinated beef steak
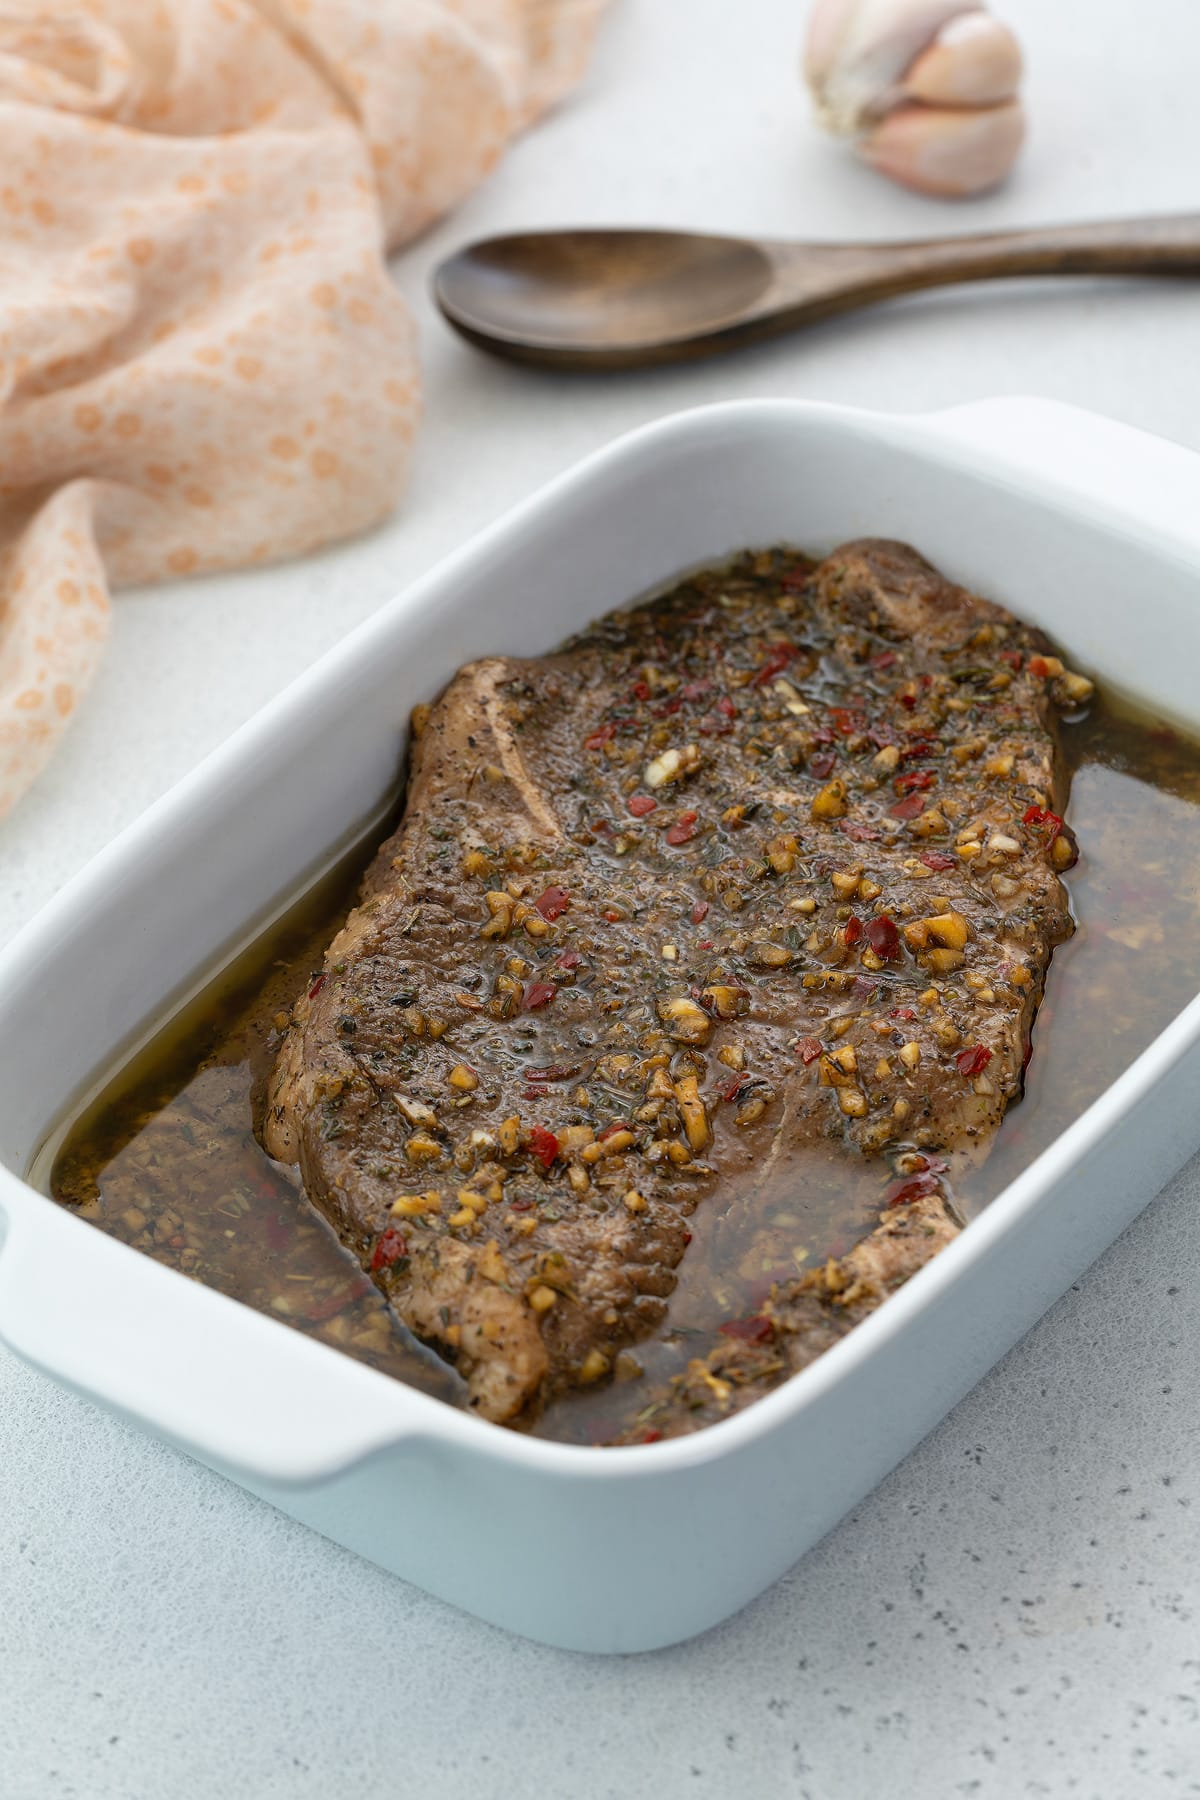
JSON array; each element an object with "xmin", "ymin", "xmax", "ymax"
[
  {"xmin": 262, "ymin": 540, "xmax": 1088, "ymax": 1427},
  {"xmin": 617, "ymin": 1189, "xmax": 961, "ymax": 1443}
]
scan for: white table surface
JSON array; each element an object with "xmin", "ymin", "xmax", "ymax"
[{"xmin": 4, "ymin": 2, "xmax": 1199, "ymax": 1794}]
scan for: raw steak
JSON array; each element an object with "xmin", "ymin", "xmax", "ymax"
[{"xmin": 262, "ymin": 541, "xmax": 1088, "ymax": 1426}]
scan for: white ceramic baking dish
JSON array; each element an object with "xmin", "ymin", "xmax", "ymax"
[{"xmin": 3, "ymin": 396, "xmax": 1200, "ymax": 1654}]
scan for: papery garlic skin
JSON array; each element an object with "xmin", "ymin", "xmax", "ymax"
[
  {"xmin": 805, "ymin": 0, "xmax": 976, "ymax": 134},
  {"xmin": 804, "ymin": 0, "xmax": 1025, "ymax": 196}
]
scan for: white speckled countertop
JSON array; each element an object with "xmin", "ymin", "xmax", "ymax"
[{"xmin": 3, "ymin": 2, "xmax": 1200, "ymax": 1794}]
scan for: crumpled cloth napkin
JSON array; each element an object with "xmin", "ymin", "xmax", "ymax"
[{"xmin": 0, "ymin": 0, "xmax": 604, "ymax": 819}]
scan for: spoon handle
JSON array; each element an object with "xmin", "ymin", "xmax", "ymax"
[{"xmin": 768, "ymin": 212, "xmax": 1200, "ymax": 320}]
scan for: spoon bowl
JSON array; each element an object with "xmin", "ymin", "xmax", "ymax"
[
  {"xmin": 434, "ymin": 215, "xmax": 1200, "ymax": 370},
  {"xmin": 435, "ymin": 229, "xmax": 777, "ymax": 363}
]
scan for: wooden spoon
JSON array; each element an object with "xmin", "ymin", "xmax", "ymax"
[{"xmin": 433, "ymin": 215, "xmax": 1200, "ymax": 369}]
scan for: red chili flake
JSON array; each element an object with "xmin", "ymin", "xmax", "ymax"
[
  {"xmin": 305, "ymin": 1281, "xmax": 365, "ymax": 1324},
  {"xmin": 840, "ymin": 820, "xmax": 882, "ymax": 843},
  {"xmin": 1000, "ymin": 650, "xmax": 1024, "ymax": 670},
  {"xmin": 584, "ymin": 723, "xmax": 616, "ymax": 750},
  {"xmin": 919, "ymin": 674, "xmax": 933, "ymax": 689},
  {"xmin": 865, "ymin": 915, "xmax": 901, "ymax": 961},
  {"xmin": 829, "ymin": 706, "xmax": 865, "ymax": 737},
  {"xmin": 524, "ymin": 981, "xmax": 556, "ymax": 1010},
  {"xmin": 890, "ymin": 1006, "xmax": 917, "ymax": 1021},
  {"xmin": 681, "ymin": 679, "xmax": 713, "ymax": 702},
  {"xmin": 908, "ymin": 1153, "xmax": 948, "ymax": 1175},
  {"xmin": 307, "ymin": 973, "xmax": 326, "ymax": 1000},
  {"xmin": 809, "ymin": 752, "xmax": 837, "ymax": 780},
  {"xmin": 627, "ymin": 793, "xmax": 657, "ymax": 817},
  {"xmin": 1022, "ymin": 804, "xmax": 1063, "ymax": 841},
  {"xmin": 591, "ymin": 819, "xmax": 613, "ymax": 835},
  {"xmin": 719, "ymin": 1314, "xmax": 774, "ymax": 1344},
  {"xmin": 534, "ymin": 885, "xmax": 570, "ymax": 920},
  {"xmin": 1027, "ymin": 655, "xmax": 1054, "ymax": 678},
  {"xmin": 956, "ymin": 1044, "xmax": 993, "ymax": 1077},
  {"xmin": 698, "ymin": 939, "xmax": 714, "ymax": 951},
  {"xmin": 894, "ymin": 769, "xmax": 935, "ymax": 795},
  {"xmin": 603, "ymin": 908, "xmax": 623, "ymax": 922},
  {"xmin": 716, "ymin": 1073, "xmax": 751, "ymax": 1103},
  {"xmin": 630, "ymin": 679, "xmax": 651, "ymax": 702},
  {"xmin": 871, "ymin": 650, "xmax": 898, "ymax": 670},
  {"xmin": 888, "ymin": 793, "xmax": 926, "ymax": 820},
  {"xmin": 370, "ymin": 1228, "xmax": 409, "ymax": 1274},
  {"xmin": 527, "ymin": 1125, "xmax": 559, "ymax": 1169},
  {"xmin": 920, "ymin": 851, "xmax": 957, "ymax": 872},
  {"xmin": 843, "ymin": 914, "xmax": 863, "ymax": 945},
  {"xmin": 653, "ymin": 696, "xmax": 685, "ymax": 718},
  {"xmin": 665, "ymin": 812, "xmax": 699, "ymax": 846},
  {"xmin": 797, "ymin": 1036, "xmax": 824, "ymax": 1064},
  {"xmin": 641, "ymin": 1429, "xmax": 663, "ymax": 1445},
  {"xmin": 717, "ymin": 694, "xmax": 736, "ymax": 718},
  {"xmin": 556, "ymin": 950, "xmax": 582, "ymax": 970},
  {"xmin": 682, "ymin": 1230, "xmax": 693, "ymax": 1246},
  {"xmin": 698, "ymin": 711, "xmax": 734, "ymax": 738},
  {"xmin": 598, "ymin": 1121, "xmax": 632, "ymax": 1141},
  {"xmin": 751, "ymin": 643, "xmax": 796, "ymax": 686},
  {"xmin": 899, "ymin": 738, "xmax": 939, "ymax": 762},
  {"xmin": 884, "ymin": 1173, "xmax": 940, "ymax": 1209},
  {"xmin": 509, "ymin": 1198, "xmax": 534, "ymax": 1212},
  {"xmin": 899, "ymin": 693, "xmax": 917, "ymax": 712},
  {"xmin": 691, "ymin": 899, "xmax": 710, "ymax": 924}
]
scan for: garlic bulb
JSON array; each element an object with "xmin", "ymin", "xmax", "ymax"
[{"xmin": 803, "ymin": 0, "xmax": 1025, "ymax": 197}]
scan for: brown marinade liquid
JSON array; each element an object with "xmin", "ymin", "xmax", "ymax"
[{"xmin": 46, "ymin": 564, "xmax": 1200, "ymax": 1445}]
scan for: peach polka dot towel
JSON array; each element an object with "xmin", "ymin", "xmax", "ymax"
[{"xmin": 0, "ymin": 0, "xmax": 606, "ymax": 819}]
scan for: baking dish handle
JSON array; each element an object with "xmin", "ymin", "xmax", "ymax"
[
  {"xmin": 915, "ymin": 396, "xmax": 1200, "ymax": 556},
  {"xmin": 0, "ymin": 1180, "xmax": 434, "ymax": 1485}
]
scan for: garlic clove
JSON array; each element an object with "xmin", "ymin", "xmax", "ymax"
[
  {"xmin": 803, "ymin": 0, "xmax": 1027, "ymax": 197},
  {"xmin": 902, "ymin": 11, "xmax": 1022, "ymax": 107},
  {"xmin": 858, "ymin": 97, "xmax": 1025, "ymax": 196},
  {"xmin": 804, "ymin": 0, "xmax": 977, "ymax": 135}
]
